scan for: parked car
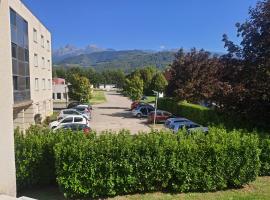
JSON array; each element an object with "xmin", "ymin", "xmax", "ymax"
[
  {"xmin": 67, "ymin": 101, "xmax": 81, "ymax": 109},
  {"xmin": 141, "ymin": 96, "xmax": 148, "ymax": 100},
  {"xmin": 170, "ymin": 121, "xmax": 207, "ymax": 134},
  {"xmin": 49, "ymin": 115, "xmax": 88, "ymax": 129},
  {"xmin": 148, "ymin": 110, "xmax": 173, "ymax": 123},
  {"xmin": 188, "ymin": 126, "xmax": 209, "ymax": 133},
  {"xmin": 130, "ymin": 101, "xmax": 149, "ymax": 110},
  {"xmin": 57, "ymin": 109, "xmax": 89, "ymax": 120},
  {"xmin": 53, "ymin": 123, "xmax": 91, "ymax": 134},
  {"xmin": 132, "ymin": 105, "xmax": 154, "ymax": 118},
  {"xmin": 74, "ymin": 104, "xmax": 92, "ymax": 119},
  {"xmin": 164, "ymin": 117, "xmax": 190, "ymax": 129},
  {"xmin": 67, "ymin": 101, "xmax": 92, "ymax": 110}
]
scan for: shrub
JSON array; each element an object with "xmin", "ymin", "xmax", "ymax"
[
  {"xmin": 15, "ymin": 126, "xmax": 59, "ymax": 190},
  {"xmin": 54, "ymin": 128, "xmax": 260, "ymax": 199},
  {"xmin": 259, "ymin": 137, "xmax": 270, "ymax": 176},
  {"xmin": 157, "ymin": 98, "xmax": 254, "ymax": 130}
]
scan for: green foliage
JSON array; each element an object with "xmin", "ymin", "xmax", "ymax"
[
  {"xmin": 68, "ymin": 73, "xmax": 93, "ymax": 102},
  {"xmin": 157, "ymin": 98, "xmax": 217, "ymax": 125},
  {"xmin": 54, "ymin": 128, "xmax": 260, "ymax": 199},
  {"xmin": 259, "ymin": 137, "xmax": 270, "ymax": 176},
  {"xmin": 150, "ymin": 72, "xmax": 168, "ymax": 93},
  {"xmin": 123, "ymin": 76, "xmax": 144, "ymax": 101},
  {"xmin": 15, "ymin": 127, "xmax": 58, "ymax": 190},
  {"xmin": 55, "ymin": 50, "xmax": 175, "ymax": 73}
]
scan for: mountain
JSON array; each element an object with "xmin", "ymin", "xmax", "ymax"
[
  {"xmin": 53, "ymin": 44, "xmax": 115, "ymax": 62},
  {"xmin": 53, "ymin": 50, "xmax": 176, "ymax": 72}
]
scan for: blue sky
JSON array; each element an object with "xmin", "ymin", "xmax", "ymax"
[{"xmin": 22, "ymin": 0, "xmax": 257, "ymax": 52}]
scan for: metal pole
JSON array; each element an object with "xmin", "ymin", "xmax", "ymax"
[
  {"xmin": 65, "ymin": 86, "xmax": 67, "ymax": 108},
  {"xmin": 153, "ymin": 92, "xmax": 158, "ymax": 128}
]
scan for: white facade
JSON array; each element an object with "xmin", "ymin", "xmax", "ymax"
[
  {"xmin": 7, "ymin": 0, "xmax": 53, "ymax": 130},
  {"xmin": 0, "ymin": 0, "xmax": 53, "ymax": 196},
  {"xmin": 0, "ymin": 0, "xmax": 17, "ymax": 196},
  {"xmin": 52, "ymin": 78, "xmax": 69, "ymax": 101}
]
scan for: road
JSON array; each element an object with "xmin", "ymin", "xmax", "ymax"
[{"xmin": 90, "ymin": 91, "xmax": 151, "ymax": 134}]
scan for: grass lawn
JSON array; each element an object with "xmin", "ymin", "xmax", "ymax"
[
  {"xmin": 19, "ymin": 177, "xmax": 270, "ymax": 200},
  {"xmin": 141, "ymin": 96, "xmax": 156, "ymax": 104},
  {"xmin": 89, "ymin": 90, "xmax": 107, "ymax": 104}
]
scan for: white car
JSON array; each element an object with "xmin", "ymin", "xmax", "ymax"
[
  {"xmin": 57, "ymin": 109, "xmax": 89, "ymax": 120},
  {"xmin": 74, "ymin": 105, "xmax": 92, "ymax": 119},
  {"xmin": 49, "ymin": 115, "xmax": 89, "ymax": 129}
]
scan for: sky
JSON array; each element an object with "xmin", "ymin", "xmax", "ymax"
[{"xmin": 22, "ymin": 0, "xmax": 257, "ymax": 52}]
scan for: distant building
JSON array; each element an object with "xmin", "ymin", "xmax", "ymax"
[
  {"xmin": 98, "ymin": 84, "xmax": 117, "ymax": 91},
  {"xmin": 52, "ymin": 78, "xmax": 69, "ymax": 101},
  {"xmin": 0, "ymin": 0, "xmax": 52, "ymax": 197}
]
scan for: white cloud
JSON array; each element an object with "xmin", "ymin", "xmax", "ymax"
[{"xmin": 160, "ymin": 45, "xmax": 166, "ymax": 50}]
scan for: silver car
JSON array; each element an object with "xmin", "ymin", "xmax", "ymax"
[
  {"xmin": 57, "ymin": 109, "xmax": 89, "ymax": 120},
  {"xmin": 132, "ymin": 105, "xmax": 154, "ymax": 118}
]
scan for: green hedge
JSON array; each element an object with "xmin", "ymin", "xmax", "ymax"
[
  {"xmin": 15, "ymin": 126, "xmax": 269, "ymax": 198},
  {"xmin": 15, "ymin": 126, "xmax": 60, "ymax": 190},
  {"xmin": 157, "ymin": 98, "xmax": 221, "ymax": 125},
  {"xmin": 54, "ymin": 128, "xmax": 260, "ymax": 199},
  {"xmin": 259, "ymin": 137, "xmax": 270, "ymax": 176}
]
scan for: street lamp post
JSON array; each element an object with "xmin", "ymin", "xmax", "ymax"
[
  {"xmin": 152, "ymin": 90, "xmax": 159, "ymax": 128},
  {"xmin": 65, "ymin": 83, "xmax": 71, "ymax": 108}
]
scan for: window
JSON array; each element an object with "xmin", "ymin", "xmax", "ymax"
[
  {"xmin": 41, "ymin": 35, "xmax": 44, "ymax": 47},
  {"xmin": 53, "ymin": 93, "xmax": 55, "ymax": 99},
  {"xmin": 74, "ymin": 117, "xmax": 83, "ymax": 122},
  {"xmin": 47, "ymin": 59, "xmax": 51, "ymax": 70},
  {"xmin": 34, "ymin": 54, "xmax": 38, "ymax": 67},
  {"xmin": 35, "ymin": 78, "xmax": 39, "ymax": 90},
  {"xmin": 48, "ymin": 79, "xmax": 51, "ymax": 89},
  {"xmin": 26, "ymin": 77, "xmax": 30, "ymax": 89},
  {"xmin": 47, "ymin": 40, "xmax": 50, "ymax": 51},
  {"xmin": 42, "ymin": 57, "xmax": 45, "ymax": 68},
  {"xmin": 42, "ymin": 78, "xmax": 46, "ymax": 90},
  {"xmin": 12, "ymin": 43, "xmax": 17, "ymax": 58},
  {"xmin": 13, "ymin": 76, "xmax": 18, "ymax": 90},
  {"xmin": 62, "ymin": 117, "xmax": 73, "ymax": 123},
  {"xmin": 33, "ymin": 29, "xmax": 37, "ymax": 42},
  {"xmin": 10, "ymin": 9, "xmax": 16, "ymax": 26},
  {"xmin": 57, "ymin": 93, "xmax": 61, "ymax": 99},
  {"xmin": 10, "ymin": 9, "xmax": 30, "ymax": 103}
]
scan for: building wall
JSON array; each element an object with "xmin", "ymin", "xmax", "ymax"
[
  {"xmin": 53, "ymin": 84, "xmax": 68, "ymax": 100},
  {"xmin": 0, "ymin": 0, "xmax": 17, "ymax": 196},
  {"xmin": 9, "ymin": 0, "xmax": 53, "ymax": 127}
]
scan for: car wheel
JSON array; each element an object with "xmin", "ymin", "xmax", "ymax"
[{"xmin": 136, "ymin": 113, "xmax": 142, "ymax": 118}]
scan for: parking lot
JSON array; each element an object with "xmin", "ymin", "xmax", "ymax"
[{"xmin": 91, "ymin": 91, "xmax": 151, "ymax": 134}]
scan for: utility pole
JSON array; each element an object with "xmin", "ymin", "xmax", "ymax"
[{"xmin": 152, "ymin": 90, "xmax": 158, "ymax": 128}]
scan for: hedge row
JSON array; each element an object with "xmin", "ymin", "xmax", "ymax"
[
  {"xmin": 15, "ymin": 127, "xmax": 270, "ymax": 198},
  {"xmin": 259, "ymin": 137, "xmax": 270, "ymax": 176},
  {"xmin": 15, "ymin": 126, "xmax": 59, "ymax": 190},
  {"xmin": 157, "ymin": 98, "xmax": 219, "ymax": 125}
]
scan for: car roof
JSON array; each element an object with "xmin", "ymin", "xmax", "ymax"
[
  {"xmin": 167, "ymin": 117, "xmax": 189, "ymax": 122},
  {"xmin": 174, "ymin": 121, "xmax": 197, "ymax": 126},
  {"xmin": 62, "ymin": 109, "xmax": 78, "ymax": 112},
  {"xmin": 62, "ymin": 115, "xmax": 84, "ymax": 118}
]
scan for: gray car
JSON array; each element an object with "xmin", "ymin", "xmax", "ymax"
[{"xmin": 132, "ymin": 105, "xmax": 155, "ymax": 118}]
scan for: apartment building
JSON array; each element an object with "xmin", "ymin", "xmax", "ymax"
[
  {"xmin": 0, "ymin": 0, "xmax": 52, "ymax": 197},
  {"xmin": 9, "ymin": 0, "xmax": 53, "ymax": 130}
]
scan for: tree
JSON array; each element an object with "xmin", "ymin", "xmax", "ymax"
[
  {"xmin": 124, "ymin": 76, "xmax": 144, "ymax": 101},
  {"xmin": 166, "ymin": 48, "xmax": 221, "ymax": 103},
  {"xmin": 68, "ymin": 74, "xmax": 93, "ymax": 102},
  {"xmin": 150, "ymin": 72, "xmax": 168, "ymax": 93},
  {"xmin": 218, "ymin": 0, "xmax": 270, "ymax": 122}
]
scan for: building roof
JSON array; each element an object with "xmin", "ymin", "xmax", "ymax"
[{"xmin": 52, "ymin": 78, "xmax": 66, "ymax": 85}]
